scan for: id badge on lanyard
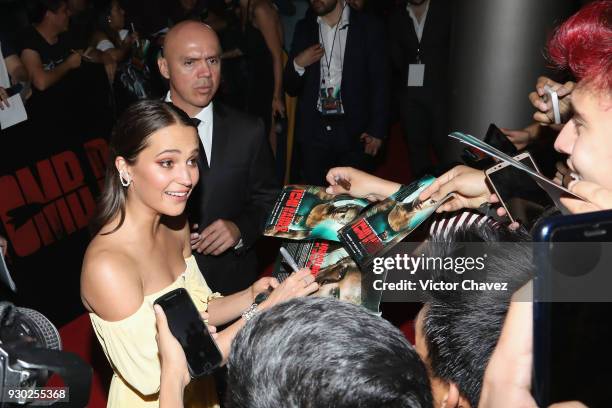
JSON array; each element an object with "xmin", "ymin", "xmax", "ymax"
[
  {"xmin": 408, "ymin": 47, "xmax": 425, "ymax": 87},
  {"xmin": 320, "ymin": 80, "xmax": 345, "ymax": 116}
]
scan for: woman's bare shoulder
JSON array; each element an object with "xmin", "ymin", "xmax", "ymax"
[{"xmin": 81, "ymin": 236, "xmax": 144, "ymax": 321}]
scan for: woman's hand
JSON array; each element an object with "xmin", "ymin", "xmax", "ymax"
[
  {"xmin": 419, "ymin": 165, "xmax": 494, "ymax": 213},
  {"xmin": 250, "ymin": 277, "xmax": 279, "ymax": 302},
  {"xmin": 272, "ymin": 96, "xmax": 285, "ymax": 119},
  {"xmin": 259, "ymin": 269, "xmax": 318, "ymax": 310},
  {"xmin": 326, "ymin": 167, "xmax": 401, "ymax": 201}
]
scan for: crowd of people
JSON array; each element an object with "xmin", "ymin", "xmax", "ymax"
[
  {"xmin": 1, "ymin": 0, "xmax": 611, "ymax": 407},
  {"xmin": 0, "ymin": 0, "xmax": 450, "ymax": 183}
]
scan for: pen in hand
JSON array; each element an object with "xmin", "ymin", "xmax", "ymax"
[{"xmin": 279, "ymin": 247, "xmax": 300, "ymax": 272}]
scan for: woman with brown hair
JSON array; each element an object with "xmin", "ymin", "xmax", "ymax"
[{"xmin": 81, "ymin": 99, "xmax": 317, "ymax": 407}]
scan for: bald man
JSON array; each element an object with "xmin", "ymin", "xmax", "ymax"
[{"xmin": 158, "ymin": 21, "xmax": 279, "ymax": 295}]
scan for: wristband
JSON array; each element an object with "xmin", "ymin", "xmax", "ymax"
[{"xmin": 241, "ymin": 303, "xmax": 258, "ymax": 322}]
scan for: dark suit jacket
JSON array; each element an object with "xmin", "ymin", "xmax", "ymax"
[
  {"xmin": 388, "ymin": 0, "xmax": 452, "ymax": 95},
  {"xmin": 284, "ymin": 9, "xmax": 390, "ymax": 144},
  {"xmin": 189, "ymin": 102, "xmax": 280, "ymax": 295}
]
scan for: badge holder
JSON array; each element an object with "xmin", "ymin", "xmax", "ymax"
[
  {"xmin": 407, "ymin": 48, "xmax": 425, "ymax": 87},
  {"xmin": 320, "ymin": 84, "xmax": 345, "ymax": 117}
]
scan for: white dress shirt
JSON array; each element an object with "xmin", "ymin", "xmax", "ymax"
[
  {"xmin": 294, "ymin": 2, "xmax": 351, "ymax": 91},
  {"xmin": 165, "ymin": 92, "xmax": 213, "ymax": 166},
  {"xmin": 407, "ymin": 0, "xmax": 430, "ymax": 43}
]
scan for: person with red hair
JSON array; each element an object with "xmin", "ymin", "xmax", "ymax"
[
  {"xmin": 550, "ymin": 0, "xmax": 612, "ymax": 213},
  {"xmin": 324, "ymin": 1, "xmax": 612, "ymax": 217}
]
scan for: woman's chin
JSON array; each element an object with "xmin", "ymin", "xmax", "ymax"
[{"xmin": 159, "ymin": 204, "xmax": 188, "ymax": 218}]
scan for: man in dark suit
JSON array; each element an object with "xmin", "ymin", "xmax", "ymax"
[
  {"xmin": 284, "ymin": 0, "xmax": 389, "ymax": 186},
  {"xmin": 158, "ymin": 21, "xmax": 279, "ymax": 295},
  {"xmin": 389, "ymin": 0, "xmax": 452, "ymax": 178}
]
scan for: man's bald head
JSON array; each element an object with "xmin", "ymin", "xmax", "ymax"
[
  {"xmin": 163, "ymin": 21, "xmax": 221, "ymax": 57},
  {"xmin": 159, "ymin": 21, "xmax": 222, "ymax": 116}
]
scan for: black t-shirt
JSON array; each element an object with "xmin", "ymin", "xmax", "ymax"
[
  {"xmin": 20, "ymin": 26, "xmax": 74, "ymax": 71},
  {"xmin": 0, "ymin": 32, "xmax": 17, "ymax": 58}
]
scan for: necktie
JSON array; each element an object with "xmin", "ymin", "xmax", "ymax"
[{"xmin": 191, "ymin": 118, "xmax": 209, "ymax": 169}]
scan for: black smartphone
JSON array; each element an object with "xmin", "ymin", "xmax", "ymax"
[
  {"xmin": 154, "ymin": 288, "xmax": 222, "ymax": 378},
  {"xmin": 484, "ymin": 123, "xmax": 518, "ymax": 155},
  {"xmin": 532, "ymin": 210, "xmax": 612, "ymax": 407},
  {"xmin": 485, "ymin": 152, "xmax": 556, "ymax": 229}
]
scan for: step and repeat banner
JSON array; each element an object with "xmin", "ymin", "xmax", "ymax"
[{"xmin": 1, "ymin": 63, "xmax": 113, "ymax": 326}]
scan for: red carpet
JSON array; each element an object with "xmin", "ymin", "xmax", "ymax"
[{"xmin": 59, "ymin": 124, "xmax": 419, "ymax": 407}]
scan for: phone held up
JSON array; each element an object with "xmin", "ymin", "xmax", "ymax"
[
  {"xmin": 485, "ymin": 151, "xmax": 555, "ymax": 229},
  {"xmin": 154, "ymin": 288, "xmax": 222, "ymax": 378}
]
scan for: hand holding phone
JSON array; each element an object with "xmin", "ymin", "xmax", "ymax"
[
  {"xmin": 484, "ymin": 123, "xmax": 518, "ymax": 155},
  {"xmin": 543, "ymin": 85, "xmax": 561, "ymax": 125},
  {"xmin": 154, "ymin": 305, "xmax": 191, "ymax": 388},
  {"xmin": 154, "ymin": 288, "xmax": 222, "ymax": 378},
  {"xmin": 485, "ymin": 152, "xmax": 556, "ymax": 228}
]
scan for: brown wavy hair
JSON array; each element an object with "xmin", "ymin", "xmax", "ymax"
[{"xmin": 90, "ymin": 100, "xmax": 195, "ymax": 235}]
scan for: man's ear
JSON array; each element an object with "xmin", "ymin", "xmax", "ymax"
[
  {"xmin": 158, "ymin": 57, "xmax": 170, "ymax": 80},
  {"xmin": 441, "ymin": 382, "xmax": 471, "ymax": 408}
]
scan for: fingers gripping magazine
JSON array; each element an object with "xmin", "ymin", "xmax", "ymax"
[
  {"xmin": 338, "ymin": 176, "xmax": 453, "ymax": 268},
  {"xmin": 266, "ymin": 178, "xmax": 449, "ymax": 312},
  {"xmin": 273, "ymin": 240, "xmax": 384, "ymax": 313},
  {"xmin": 264, "ymin": 185, "xmax": 370, "ymax": 241}
]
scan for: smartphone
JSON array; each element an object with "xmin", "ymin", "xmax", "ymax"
[
  {"xmin": 532, "ymin": 210, "xmax": 612, "ymax": 407},
  {"xmin": 484, "ymin": 123, "xmax": 518, "ymax": 155},
  {"xmin": 543, "ymin": 85, "xmax": 562, "ymax": 125},
  {"xmin": 154, "ymin": 288, "xmax": 222, "ymax": 378},
  {"xmin": 485, "ymin": 152, "xmax": 555, "ymax": 228}
]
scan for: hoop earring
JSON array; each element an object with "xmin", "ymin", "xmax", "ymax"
[{"xmin": 119, "ymin": 171, "xmax": 131, "ymax": 187}]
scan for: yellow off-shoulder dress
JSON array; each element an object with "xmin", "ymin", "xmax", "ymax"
[{"xmin": 90, "ymin": 255, "xmax": 221, "ymax": 408}]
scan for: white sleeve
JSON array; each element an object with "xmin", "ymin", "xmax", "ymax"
[
  {"xmin": 119, "ymin": 29, "xmax": 129, "ymax": 42},
  {"xmin": 293, "ymin": 60, "xmax": 306, "ymax": 76},
  {"xmin": 96, "ymin": 39, "xmax": 115, "ymax": 52}
]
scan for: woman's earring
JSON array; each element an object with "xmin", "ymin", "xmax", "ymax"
[
  {"xmin": 107, "ymin": 17, "xmax": 112, "ymax": 24},
  {"xmin": 119, "ymin": 171, "xmax": 131, "ymax": 187}
]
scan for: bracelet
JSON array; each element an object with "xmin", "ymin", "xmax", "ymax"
[{"xmin": 242, "ymin": 303, "xmax": 258, "ymax": 322}]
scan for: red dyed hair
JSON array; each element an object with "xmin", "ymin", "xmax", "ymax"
[{"xmin": 547, "ymin": 0, "xmax": 612, "ymax": 92}]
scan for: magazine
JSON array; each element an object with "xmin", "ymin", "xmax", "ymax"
[
  {"xmin": 264, "ymin": 185, "xmax": 371, "ymax": 242},
  {"xmin": 338, "ymin": 176, "xmax": 452, "ymax": 267},
  {"xmin": 273, "ymin": 240, "xmax": 385, "ymax": 313}
]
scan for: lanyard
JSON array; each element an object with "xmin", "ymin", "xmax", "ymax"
[{"xmin": 319, "ymin": 3, "xmax": 347, "ymax": 82}]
